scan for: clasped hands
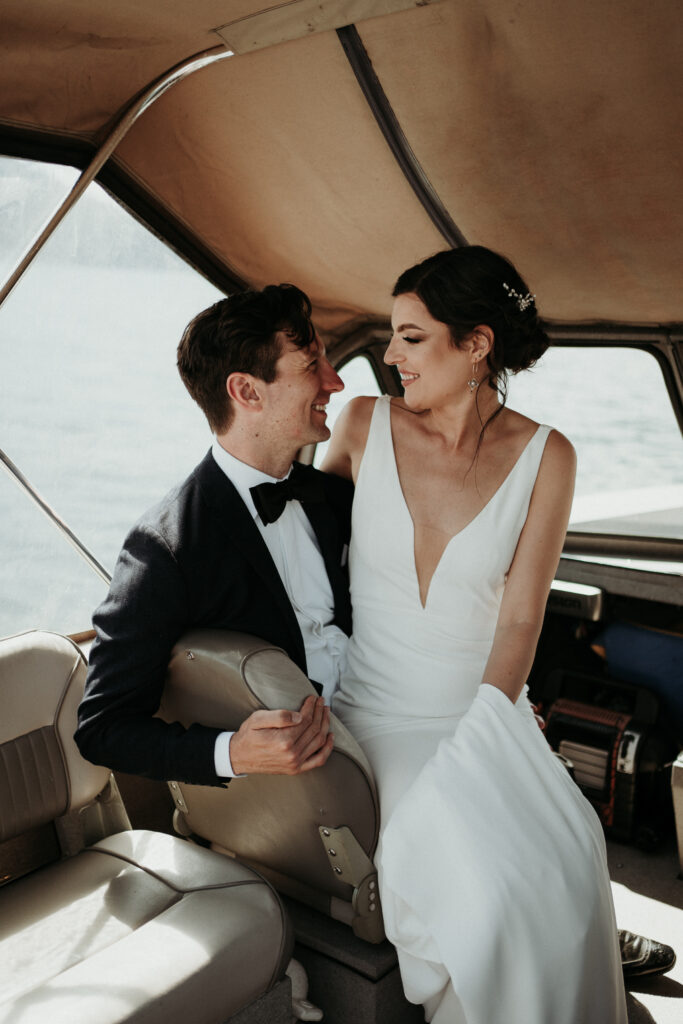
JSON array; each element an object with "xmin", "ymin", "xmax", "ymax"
[{"xmin": 229, "ymin": 694, "xmax": 333, "ymax": 776}]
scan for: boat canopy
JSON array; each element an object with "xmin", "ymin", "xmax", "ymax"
[{"xmin": 1, "ymin": 0, "xmax": 682, "ymax": 333}]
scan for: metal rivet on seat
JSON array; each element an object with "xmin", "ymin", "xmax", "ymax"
[
  {"xmin": 334, "ymin": 867, "xmax": 342, "ymax": 874},
  {"xmin": 328, "ymin": 849, "xmax": 336, "ymax": 856},
  {"xmin": 369, "ymin": 881, "xmax": 376, "ymax": 889},
  {"xmin": 322, "ymin": 829, "xmax": 330, "ymax": 836},
  {"xmin": 186, "ymin": 651, "xmax": 195, "ymax": 660}
]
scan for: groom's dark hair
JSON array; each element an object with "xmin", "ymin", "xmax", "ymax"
[{"xmin": 177, "ymin": 283, "xmax": 316, "ymax": 432}]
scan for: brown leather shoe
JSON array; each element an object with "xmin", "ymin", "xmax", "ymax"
[{"xmin": 619, "ymin": 929, "xmax": 676, "ymax": 978}]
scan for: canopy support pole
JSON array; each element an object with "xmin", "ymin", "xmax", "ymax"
[
  {"xmin": 0, "ymin": 45, "xmax": 233, "ymax": 588},
  {"xmin": 337, "ymin": 24, "xmax": 468, "ymax": 248},
  {"xmin": 0, "ymin": 447, "xmax": 112, "ymax": 584},
  {"xmin": 0, "ymin": 45, "xmax": 234, "ymax": 311}
]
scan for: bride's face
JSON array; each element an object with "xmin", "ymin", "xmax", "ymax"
[{"xmin": 385, "ymin": 292, "xmax": 470, "ymax": 409}]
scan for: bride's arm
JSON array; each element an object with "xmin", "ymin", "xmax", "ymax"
[
  {"xmin": 320, "ymin": 394, "xmax": 376, "ymax": 483},
  {"xmin": 480, "ymin": 429, "xmax": 576, "ymax": 703}
]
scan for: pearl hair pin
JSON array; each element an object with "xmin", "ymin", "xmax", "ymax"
[{"xmin": 502, "ymin": 282, "xmax": 535, "ymax": 312}]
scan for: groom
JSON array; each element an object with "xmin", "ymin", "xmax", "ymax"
[
  {"xmin": 76, "ymin": 283, "xmax": 352, "ymax": 785},
  {"xmin": 75, "ymin": 284, "xmax": 674, "ymax": 979}
]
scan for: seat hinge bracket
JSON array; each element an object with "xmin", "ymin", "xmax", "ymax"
[{"xmin": 318, "ymin": 824, "xmax": 383, "ymax": 942}]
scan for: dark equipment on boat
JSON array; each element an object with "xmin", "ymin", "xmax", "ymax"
[{"xmin": 541, "ymin": 669, "xmax": 677, "ymax": 849}]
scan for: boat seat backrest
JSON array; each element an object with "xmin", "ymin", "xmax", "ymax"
[
  {"xmin": 0, "ymin": 630, "xmax": 110, "ymax": 844},
  {"xmin": 0, "ymin": 630, "xmax": 294, "ymax": 1024},
  {"xmin": 159, "ymin": 630, "xmax": 385, "ymax": 942}
]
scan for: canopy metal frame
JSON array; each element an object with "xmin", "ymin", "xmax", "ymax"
[
  {"xmin": 0, "ymin": 45, "xmax": 234, "ymax": 312},
  {"xmin": 337, "ymin": 24, "xmax": 468, "ymax": 249},
  {"xmin": 0, "ymin": 43, "xmax": 236, "ymax": 584},
  {"xmin": 0, "ymin": 448, "xmax": 112, "ymax": 585}
]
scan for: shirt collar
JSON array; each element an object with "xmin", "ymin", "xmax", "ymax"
[{"xmin": 211, "ymin": 438, "xmax": 292, "ymax": 521}]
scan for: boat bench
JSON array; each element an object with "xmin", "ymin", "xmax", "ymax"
[{"xmin": 0, "ymin": 630, "xmax": 293, "ymax": 1024}]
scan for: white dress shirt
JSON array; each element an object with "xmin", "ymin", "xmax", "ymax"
[{"xmin": 211, "ymin": 439, "xmax": 348, "ymax": 777}]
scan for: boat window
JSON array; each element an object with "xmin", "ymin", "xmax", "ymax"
[
  {"xmin": 0, "ymin": 469, "xmax": 108, "ymax": 637},
  {"xmin": 0, "ymin": 156, "xmax": 222, "ymax": 638},
  {"xmin": 506, "ymin": 346, "xmax": 683, "ymax": 540},
  {"xmin": 0, "ymin": 156, "xmax": 79, "ymax": 283},
  {"xmin": 313, "ymin": 353, "xmax": 382, "ymax": 467}
]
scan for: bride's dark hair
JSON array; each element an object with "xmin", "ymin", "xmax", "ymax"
[{"xmin": 392, "ymin": 246, "xmax": 549, "ymax": 435}]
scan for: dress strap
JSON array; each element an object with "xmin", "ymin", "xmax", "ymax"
[
  {"xmin": 492, "ymin": 424, "xmax": 553, "ymax": 544},
  {"xmin": 522, "ymin": 424, "xmax": 553, "ymax": 491},
  {"xmin": 355, "ymin": 395, "xmax": 393, "ymax": 490}
]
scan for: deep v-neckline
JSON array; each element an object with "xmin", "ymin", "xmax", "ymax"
[{"xmin": 386, "ymin": 403, "xmax": 542, "ymax": 609}]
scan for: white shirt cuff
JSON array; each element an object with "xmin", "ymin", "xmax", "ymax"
[{"xmin": 214, "ymin": 730, "xmax": 245, "ymax": 778}]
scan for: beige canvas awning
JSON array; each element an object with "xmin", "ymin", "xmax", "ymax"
[{"xmin": 1, "ymin": 0, "xmax": 682, "ymax": 333}]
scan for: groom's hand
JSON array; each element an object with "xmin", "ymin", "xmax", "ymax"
[{"xmin": 229, "ymin": 695, "xmax": 333, "ymax": 776}]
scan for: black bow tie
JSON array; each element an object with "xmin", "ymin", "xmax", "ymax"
[{"xmin": 250, "ymin": 462, "xmax": 325, "ymax": 524}]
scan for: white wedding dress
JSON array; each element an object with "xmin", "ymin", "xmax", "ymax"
[{"xmin": 333, "ymin": 396, "xmax": 626, "ymax": 1024}]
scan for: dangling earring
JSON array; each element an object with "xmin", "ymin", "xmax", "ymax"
[{"xmin": 467, "ymin": 360, "xmax": 479, "ymax": 394}]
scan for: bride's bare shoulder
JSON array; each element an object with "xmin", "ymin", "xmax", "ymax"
[
  {"xmin": 388, "ymin": 396, "xmax": 413, "ymax": 416},
  {"xmin": 498, "ymin": 406, "xmax": 539, "ymax": 438},
  {"xmin": 387, "ymin": 395, "xmax": 428, "ymax": 429},
  {"xmin": 320, "ymin": 395, "xmax": 379, "ymax": 479},
  {"xmin": 337, "ymin": 394, "xmax": 380, "ymax": 441},
  {"xmin": 499, "ymin": 408, "xmax": 575, "ymax": 474}
]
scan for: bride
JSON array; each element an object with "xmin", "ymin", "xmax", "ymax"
[{"xmin": 322, "ymin": 246, "xmax": 627, "ymax": 1023}]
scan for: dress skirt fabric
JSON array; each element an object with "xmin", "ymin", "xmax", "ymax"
[{"xmin": 378, "ymin": 685, "xmax": 625, "ymax": 1024}]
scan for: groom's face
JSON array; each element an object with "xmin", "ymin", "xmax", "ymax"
[{"xmin": 260, "ymin": 333, "xmax": 344, "ymax": 449}]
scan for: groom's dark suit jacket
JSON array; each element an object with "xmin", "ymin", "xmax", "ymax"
[{"xmin": 75, "ymin": 450, "xmax": 353, "ymax": 787}]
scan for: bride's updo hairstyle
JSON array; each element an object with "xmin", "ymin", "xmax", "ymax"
[{"xmin": 392, "ymin": 245, "xmax": 549, "ymax": 421}]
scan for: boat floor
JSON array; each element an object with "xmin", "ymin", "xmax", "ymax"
[{"xmin": 607, "ymin": 838, "xmax": 683, "ymax": 1023}]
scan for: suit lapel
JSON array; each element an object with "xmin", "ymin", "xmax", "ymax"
[
  {"xmin": 300, "ymin": 468, "xmax": 352, "ymax": 636},
  {"xmin": 195, "ymin": 452, "xmax": 307, "ymax": 668}
]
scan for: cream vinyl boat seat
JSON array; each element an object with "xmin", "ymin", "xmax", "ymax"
[
  {"xmin": 0, "ymin": 630, "xmax": 293, "ymax": 1024},
  {"xmin": 160, "ymin": 630, "xmax": 384, "ymax": 944}
]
